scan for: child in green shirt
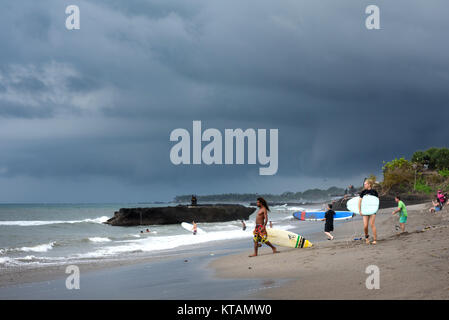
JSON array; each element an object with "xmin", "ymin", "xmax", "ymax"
[{"xmin": 392, "ymin": 196, "xmax": 408, "ymax": 233}]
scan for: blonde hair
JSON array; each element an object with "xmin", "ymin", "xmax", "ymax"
[{"xmin": 365, "ymin": 179, "xmax": 374, "ymax": 187}]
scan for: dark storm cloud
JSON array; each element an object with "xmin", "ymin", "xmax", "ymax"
[{"xmin": 0, "ymin": 0, "xmax": 448, "ymax": 201}]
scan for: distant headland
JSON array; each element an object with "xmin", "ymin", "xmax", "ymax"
[{"xmin": 174, "ymin": 186, "xmax": 346, "ymax": 204}]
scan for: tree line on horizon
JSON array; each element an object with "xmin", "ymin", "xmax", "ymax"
[{"xmin": 174, "ymin": 186, "xmax": 346, "ymax": 203}]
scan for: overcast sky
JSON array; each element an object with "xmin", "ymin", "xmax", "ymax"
[{"xmin": 0, "ymin": 0, "xmax": 448, "ymax": 202}]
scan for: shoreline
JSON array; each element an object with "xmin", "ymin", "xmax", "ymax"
[
  {"xmin": 2, "ymin": 200, "xmax": 446, "ymax": 299},
  {"xmin": 209, "ymin": 203, "xmax": 449, "ymax": 299},
  {"xmin": 0, "ymin": 238, "xmax": 249, "ymax": 289}
]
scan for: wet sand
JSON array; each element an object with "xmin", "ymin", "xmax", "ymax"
[
  {"xmin": 0, "ymin": 242, "xmax": 247, "ymax": 291},
  {"xmin": 0, "ymin": 252, "xmax": 176, "ymax": 289},
  {"xmin": 210, "ymin": 203, "xmax": 449, "ymax": 299},
  {"xmin": 0, "ymin": 249, "xmax": 269, "ymax": 300}
]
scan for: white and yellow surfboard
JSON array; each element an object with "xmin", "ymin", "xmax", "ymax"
[{"xmin": 266, "ymin": 228, "xmax": 313, "ymax": 248}]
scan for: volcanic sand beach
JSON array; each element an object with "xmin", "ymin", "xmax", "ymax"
[{"xmin": 210, "ymin": 203, "xmax": 449, "ymax": 299}]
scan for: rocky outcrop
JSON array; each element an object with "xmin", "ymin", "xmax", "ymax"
[{"xmin": 104, "ymin": 204, "xmax": 256, "ymax": 226}]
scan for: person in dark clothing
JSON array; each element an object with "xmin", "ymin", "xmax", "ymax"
[
  {"xmin": 359, "ymin": 179, "xmax": 379, "ymax": 245},
  {"xmin": 322, "ymin": 204, "xmax": 335, "ymax": 240},
  {"xmin": 191, "ymin": 195, "xmax": 197, "ymax": 206},
  {"xmin": 359, "ymin": 185, "xmax": 379, "ymax": 199}
]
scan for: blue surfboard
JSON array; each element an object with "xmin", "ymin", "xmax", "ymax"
[{"xmin": 293, "ymin": 211, "xmax": 353, "ymax": 221}]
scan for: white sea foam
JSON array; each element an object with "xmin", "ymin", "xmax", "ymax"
[
  {"xmin": 0, "ymin": 243, "xmax": 56, "ymax": 255},
  {"xmin": 286, "ymin": 206, "xmax": 305, "ymax": 211},
  {"xmin": 18, "ymin": 242, "xmax": 55, "ymax": 253},
  {"xmin": 0, "ymin": 216, "xmax": 109, "ymax": 226},
  {"xmin": 0, "ymin": 257, "xmax": 13, "ymax": 265},
  {"xmin": 73, "ymin": 224, "xmax": 296, "ymax": 260},
  {"xmin": 88, "ymin": 237, "xmax": 111, "ymax": 243},
  {"xmin": 83, "ymin": 216, "xmax": 109, "ymax": 224},
  {"xmin": 0, "ymin": 255, "xmax": 67, "ymax": 267},
  {"xmin": 272, "ymin": 204, "xmax": 288, "ymax": 209}
]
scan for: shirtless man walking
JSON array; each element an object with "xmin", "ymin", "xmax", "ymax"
[{"xmin": 249, "ymin": 197, "xmax": 278, "ymax": 257}]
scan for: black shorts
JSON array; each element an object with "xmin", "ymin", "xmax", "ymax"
[{"xmin": 325, "ymin": 224, "xmax": 334, "ymax": 232}]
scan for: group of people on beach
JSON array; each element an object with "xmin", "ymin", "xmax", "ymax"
[
  {"xmin": 177, "ymin": 179, "xmax": 444, "ymax": 256},
  {"xmin": 249, "ymin": 178, "xmax": 412, "ymax": 256},
  {"xmin": 321, "ymin": 179, "xmax": 408, "ymax": 244}
]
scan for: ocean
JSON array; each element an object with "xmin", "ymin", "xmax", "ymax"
[{"xmin": 0, "ymin": 202, "xmax": 328, "ymax": 269}]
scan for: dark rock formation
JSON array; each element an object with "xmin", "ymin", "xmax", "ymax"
[{"xmin": 105, "ymin": 204, "xmax": 256, "ymax": 226}]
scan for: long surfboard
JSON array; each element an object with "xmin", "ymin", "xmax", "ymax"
[
  {"xmin": 266, "ymin": 228, "xmax": 312, "ymax": 248},
  {"xmin": 181, "ymin": 222, "xmax": 205, "ymax": 234},
  {"xmin": 292, "ymin": 211, "xmax": 353, "ymax": 221},
  {"xmin": 346, "ymin": 195, "xmax": 380, "ymax": 215}
]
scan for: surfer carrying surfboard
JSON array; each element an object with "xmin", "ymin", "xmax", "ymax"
[
  {"xmin": 249, "ymin": 197, "xmax": 278, "ymax": 257},
  {"xmin": 359, "ymin": 179, "xmax": 379, "ymax": 245}
]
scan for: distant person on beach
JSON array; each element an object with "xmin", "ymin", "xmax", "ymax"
[
  {"xmin": 359, "ymin": 179, "xmax": 379, "ymax": 245},
  {"xmin": 348, "ymin": 185, "xmax": 357, "ymax": 195},
  {"xmin": 321, "ymin": 204, "xmax": 335, "ymax": 240},
  {"xmin": 241, "ymin": 220, "xmax": 246, "ymax": 231},
  {"xmin": 392, "ymin": 196, "xmax": 408, "ymax": 233},
  {"xmin": 192, "ymin": 221, "xmax": 197, "ymax": 235},
  {"xmin": 249, "ymin": 197, "xmax": 278, "ymax": 257},
  {"xmin": 269, "ymin": 221, "xmax": 273, "ymax": 228},
  {"xmin": 430, "ymin": 198, "xmax": 442, "ymax": 213},
  {"xmin": 437, "ymin": 190, "xmax": 446, "ymax": 206},
  {"xmin": 191, "ymin": 195, "xmax": 197, "ymax": 206}
]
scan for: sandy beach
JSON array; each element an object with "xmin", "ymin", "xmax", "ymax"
[{"xmin": 210, "ymin": 203, "xmax": 449, "ymax": 299}]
